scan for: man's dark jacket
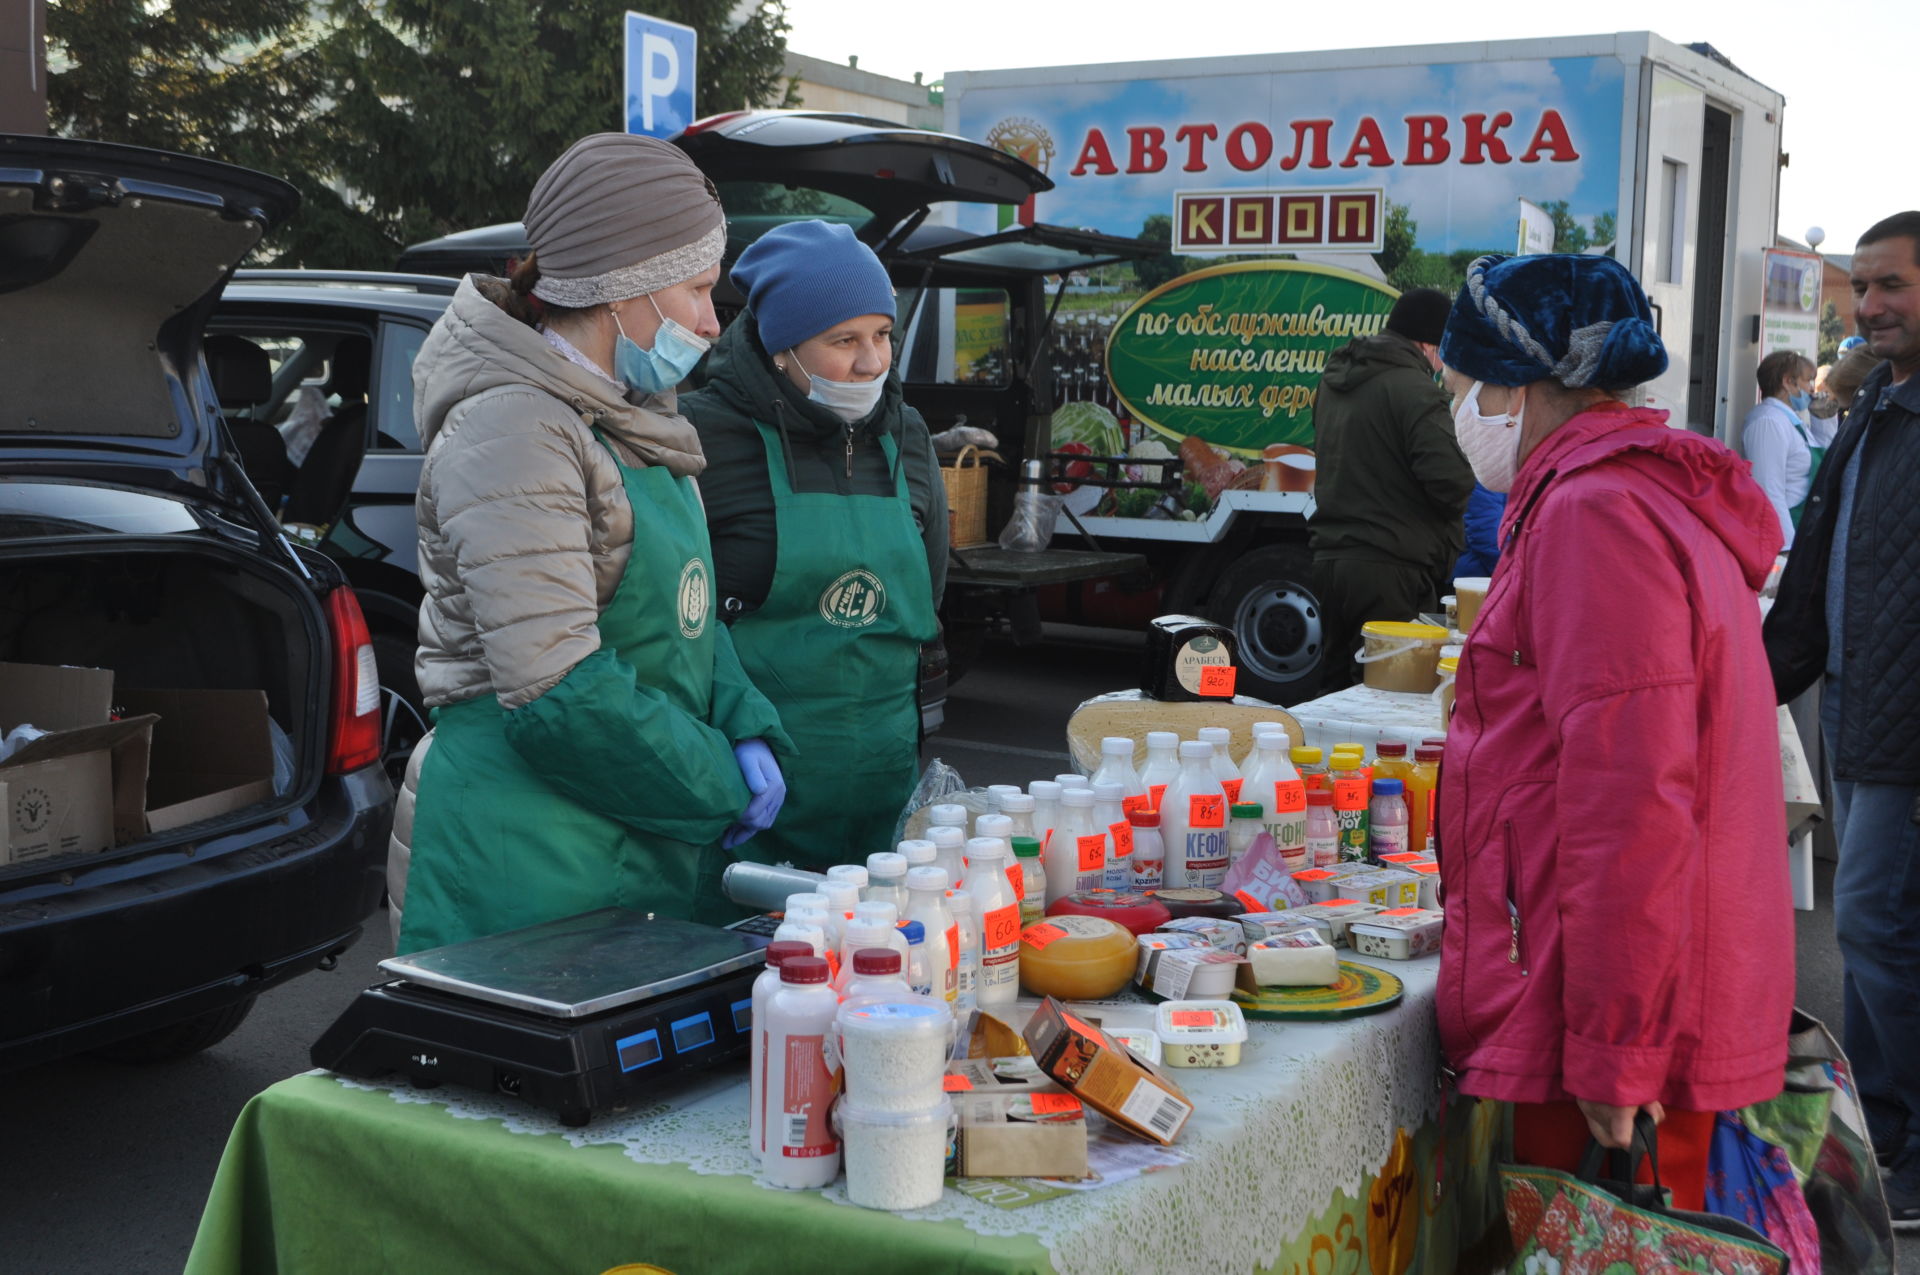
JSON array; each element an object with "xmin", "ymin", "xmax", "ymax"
[
  {"xmin": 1764, "ymin": 360, "xmax": 1920, "ymax": 783},
  {"xmin": 1309, "ymin": 330, "xmax": 1474, "ymax": 573},
  {"xmin": 681, "ymin": 314, "xmax": 947, "ymax": 619}
]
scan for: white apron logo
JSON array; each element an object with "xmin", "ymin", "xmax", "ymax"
[
  {"xmin": 677, "ymin": 559, "xmax": 709, "ymax": 639},
  {"xmin": 819, "ymin": 569, "xmax": 887, "ymax": 629}
]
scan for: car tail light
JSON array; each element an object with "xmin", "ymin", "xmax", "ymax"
[{"xmin": 325, "ymin": 585, "xmax": 382, "ymax": 774}]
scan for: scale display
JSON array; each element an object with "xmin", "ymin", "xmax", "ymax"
[{"xmin": 616, "ymin": 1029, "xmax": 663, "ymax": 1072}]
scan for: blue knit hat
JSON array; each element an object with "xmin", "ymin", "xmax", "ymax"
[
  {"xmin": 730, "ymin": 221, "xmax": 896, "ymax": 355},
  {"xmin": 1439, "ymin": 254, "xmax": 1669, "ymax": 390}
]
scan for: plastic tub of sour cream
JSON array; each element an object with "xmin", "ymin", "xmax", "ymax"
[{"xmin": 1154, "ymin": 1000, "xmax": 1249, "ymax": 1068}]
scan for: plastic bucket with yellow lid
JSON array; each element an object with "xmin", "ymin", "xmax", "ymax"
[
  {"xmin": 1435, "ymin": 655, "xmax": 1461, "ymax": 723},
  {"xmin": 1356, "ymin": 621, "xmax": 1450, "ymax": 693}
]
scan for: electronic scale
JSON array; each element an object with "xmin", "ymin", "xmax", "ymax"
[{"xmin": 311, "ymin": 909, "xmax": 771, "ymax": 1126}]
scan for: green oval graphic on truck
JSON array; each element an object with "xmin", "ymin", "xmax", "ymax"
[{"xmin": 1104, "ymin": 261, "xmax": 1401, "ymax": 457}]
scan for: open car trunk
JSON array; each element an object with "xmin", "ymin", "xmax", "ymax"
[{"xmin": 0, "ymin": 537, "xmax": 322, "ymax": 869}]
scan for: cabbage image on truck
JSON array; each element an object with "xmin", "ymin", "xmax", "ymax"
[{"xmin": 940, "ymin": 32, "xmax": 1784, "ymax": 701}]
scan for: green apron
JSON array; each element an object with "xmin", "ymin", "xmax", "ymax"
[
  {"xmin": 1786, "ymin": 409, "xmax": 1827, "ymax": 528},
  {"xmin": 398, "ymin": 432, "xmax": 738, "ymax": 953},
  {"xmin": 725, "ymin": 422, "xmax": 938, "ymax": 870}
]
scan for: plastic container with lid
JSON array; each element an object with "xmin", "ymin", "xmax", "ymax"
[
  {"xmin": 927, "ymin": 803, "xmax": 970, "ymax": 833},
  {"xmin": 838, "ymin": 997, "xmax": 952, "ymax": 1110},
  {"xmin": 1162, "ymin": 740, "xmax": 1228, "ymax": 890},
  {"xmin": 1139, "ymin": 730, "xmax": 1181, "ymax": 812},
  {"xmin": 1154, "ymin": 1000, "xmax": 1249, "ymax": 1068},
  {"xmin": 1407, "ymin": 859, "xmax": 1441, "ymax": 908},
  {"xmin": 1018, "ymin": 914, "xmax": 1137, "ymax": 999},
  {"xmin": 1011, "ymin": 837, "xmax": 1047, "ymax": 925},
  {"xmin": 1227, "ymin": 802, "xmax": 1265, "ymax": 868},
  {"xmin": 761, "ymin": 955, "xmax": 841, "ymax": 1188},
  {"xmin": 1337, "ymin": 869, "xmax": 1423, "ymax": 910},
  {"xmin": 1437, "ymin": 655, "xmax": 1460, "ymax": 723},
  {"xmin": 1046, "ymin": 888, "xmax": 1172, "ymax": 935},
  {"xmin": 1356, "ymin": 620, "xmax": 1450, "ymax": 693},
  {"xmin": 1091, "ymin": 735, "xmax": 1150, "ymax": 815},
  {"xmin": 825, "ymin": 865, "xmax": 868, "ymax": 894},
  {"xmin": 1157, "ymin": 915, "xmax": 1248, "ymax": 954},
  {"xmin": 986, "ymin": 784, "xmax": 1023, "ymax": 815},
  {"xmin": 1453, "ymin": 576, "xmax": 1490, "ymax": 632},
  {"xmin": 1151, "ymin": 947, "xmax": 1244, "ymax": 1000},
  {"xmin": 1109, "ymin": 1027, "xmax": 1163, "ymax": 1066},
  {"xmin": 1289, "ymin": 867, "xmax": 1352, "ymax": 904},
  {"xmin": 1348, "ymin": 907, "xmax": 1445, "ymax": 960},
  {"xmin": 1128, "ymin": 808, "xmax": 1165, "ymax": 892},
  {"xmin": 1302, "ymin": 898, "xmax": 1385, "ymax": 946},
  {"xmin": 1196, "ymin": 727, "xmax": 1244, "ymax": 803},
  {"xmin": 1369, "ymin": 777, "xmax": 1410, "ymax": 861},
  {"xmin": 1091, "ymin": 781, "xmax": 1131, "ymax": 890},
  {"xmin": 833, "ymin": 1099, "xmax": 954, "ymax": 1211},
  {"xmin": 1146, "ymin": 886, "xmax": 1243, "ymax": 919},
  {"xmin": 1134, "ymin": 932, "xmax": 1211, "ymax": 987},
  {"xmin": 1245, "ymin": 931, "xmax": 1339, "ymax": 986},
  {"xmin": 749, "ymin": 939, "xmax": 815, "ymax": 1162}
]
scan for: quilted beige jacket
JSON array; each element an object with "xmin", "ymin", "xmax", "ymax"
[{"xmin": 411, "ymin": 275, "xmax": 707, "ymax": 712}]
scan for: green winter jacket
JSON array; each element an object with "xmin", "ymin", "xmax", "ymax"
[
  {"xmin": 681, "ymin": 314, "xmax": 948, "ymax": 617},
  {"xmin": 1308, "ymin": 330, "xmax": 1475, "ymax": 573}
]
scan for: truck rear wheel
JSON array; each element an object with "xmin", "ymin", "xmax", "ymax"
[{"xmin": 1207, "ymin": 544, "xmax": 1325, "ymax": 705}]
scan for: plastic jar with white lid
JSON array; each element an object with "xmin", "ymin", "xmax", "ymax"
[
  {"xmin": 761, "ymin": 954, "xmax": 841, "ymax": 1189},
  {"xmin": 833, "ymin": 1099, "xmax": 953, "ymax": 1211},
  {"xmin": 837, "ymin": 997, "xmax": 952, "ymax": 1110}
]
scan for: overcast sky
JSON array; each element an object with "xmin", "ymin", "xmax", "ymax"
[{"xmin": 785, "ymin": 0, "xmax": 1906, "ymax": 262}]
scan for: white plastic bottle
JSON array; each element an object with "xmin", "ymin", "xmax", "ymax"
[
  {"xmin": 899, "ymin": 921, "xmax": 934, "ymax": 997},
  {"xmin": 772, "ymin": 907, "xmax": 827, "ymax": 959},
  {"xmin": 840, "ymin": 946, "xmax": 913, "ymax": 1005},
  {"xmin": 1090, "ymin": 736, "xmax": 1150, "ymax": 816},
  {"xmin": 1240, "ymin": 727, "xmax": 1308, "ymax": 868},
  {"xmin": 999, "ymin": 792, "xmax": 1037, "ymax": 843},
  {"xmin": 1139, "ymin": 730, "xmax": 1181, "ymax": 812},
  {"xmin": 1161, "ymin": 740, "xmax": 1229, "ymax": 889},
  {"xmin": 864, "ymin": 852, "xmax": 909, "ymax": 912},
  {"xmin": 1049, "ymin": 786, "xmax": 1103, "ymax": 901},
  {"xmin": 750, "ymin": 939, "xmax": 816, "ymax": 1162},
  {"xmin": 1128, "ymin": 808, "xmax": 1166, "ymax": 891},
  {"xmin": 836, "ymin": 901, "xmax": 907, "ymax": 992},
  {"xmin": 1242, "ymin": 721, "xmax": 1293, "ymax": 768},
  {"xmin": 903, "ymin": 866, "xmax": 958, "ymax": 1004},
  {"xmin": 962, "ymin": 839, "xmax": 1022, "ymax": 1011},
  {"xmin": 985, "ymin": 785, "xmax": 1023, "ymax": 819},
  {"xmin": 1027, "ymin": 779, "xmax": 1063, "ymax": 869},
  {"xmin": 928, "ymin": 825, "xmax": 967, "ymax": 889},
  {"xmin": 824, "ymin": 864, "xmax": 868, "ymax": 907},
  {"xmin": 1197, "ymin": 727, "xmax": 1245, "ymax": 804},
  {"xmin": 974, "ymin": 813, "xmax": 1024, "ymax": 913},
  {"xmin": 1011, "ymin": 837, "xmax": 1047, "ymax": 926},
  {"xmin": 762, "ymin": 954, "xmax": 842, "ymax": 1189},
  {"xmin": 788, "ymin": 903, "xmax": 835, "ymax": 971},
  {"xmin": 1054, "ymin": 773, "xmax": 1091, "ymax": 790},
  {"xmin": 945, "ymin": 885, "xmax": 980, "ymax": 1012},
  {"xmin": 897, "ymin": 839, "xmax": 938, "ymax": 875},
  {"xmin": 816, "ymin": 881, "xmax": 858, "ymax": 953},
  {"xmin": 1091, "ymin": 781, "xmax": 1132, "ymax": 890},
  {"xmin": 927, "ymin": 803, "xmax": 970, "ymax": 836}
]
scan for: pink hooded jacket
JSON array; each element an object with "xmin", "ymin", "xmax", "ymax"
[{"xmin": 1436, "ymin": 402, "xmax": 1792, "ymax": 1112}]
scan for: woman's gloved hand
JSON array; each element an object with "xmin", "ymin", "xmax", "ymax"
[{"xmin": 722, "ymin": 739, "xmax": 786, "ymax": 849}]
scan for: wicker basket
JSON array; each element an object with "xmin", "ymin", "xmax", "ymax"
[{"xmin": 941, "ymin": 445, "xmax": 996, "ymax": 548}]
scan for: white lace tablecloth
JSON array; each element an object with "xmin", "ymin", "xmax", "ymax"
[
  {"xmin": 339, "ymin": 958, "xmax": 1443, "ymax": 1275},
  {"xmin": 1288, "ymin": 684, "xmax": 1447, "ymax": 753}
]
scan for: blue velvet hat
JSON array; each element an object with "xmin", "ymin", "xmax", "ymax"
[{"xmin": 1439, "ymin": 254, "xmax": 1669, "ymax": 389}]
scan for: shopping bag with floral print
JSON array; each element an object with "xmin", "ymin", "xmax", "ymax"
[{"xmin": 1501, "ymin": 1113, "xmax": 1789, "ymax": 1275}]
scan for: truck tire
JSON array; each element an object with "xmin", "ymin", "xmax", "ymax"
[
  {"xmin": 92, "ymin": 995, "xmax": 258, "ymax": 1064},
  {"xmin": 1206, "ymin": 544, "xmax": 1326, "ymax": 705}
]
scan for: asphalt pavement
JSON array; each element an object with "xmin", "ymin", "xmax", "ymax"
[{"xmin": 0, "ymin": 626, "xmax": 1902, "ymax": 1273}]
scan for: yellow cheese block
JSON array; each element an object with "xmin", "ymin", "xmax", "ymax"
[{"xmin": 1018, "ymin": 915, "xmax": 1136, "ymax": 1000}]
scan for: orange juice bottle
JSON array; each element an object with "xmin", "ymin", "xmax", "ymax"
[
  {"xmin": 1374, "ymin": 741, "xmax": 1413, "ymax": 788},
  {"xmin": 1407, "ymin": 745, "xmax": 1443, "ymax": 855}
]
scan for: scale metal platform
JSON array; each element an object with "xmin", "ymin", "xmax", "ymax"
[{"xmin": 311, "ymin": 909, "xmax": 770, "ymax": 1126}]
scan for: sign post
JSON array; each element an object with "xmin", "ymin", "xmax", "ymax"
[
  {"xmin": 1760, "ymin": 247, "xmax": 1821, "ymax": 365},
  {"xmin": 623, "ymin": 11, "xmax": 697, "ymax": 139}
]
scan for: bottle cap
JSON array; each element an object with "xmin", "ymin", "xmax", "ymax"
[
  {"xmin": 1329, "ymin": 754, "xmax": 1361, "ymax": 772},
  {"xmin": 1129, "ymin": 808, "xmax": 1161, "ymax": 828},
  {"xmin": 906, "ymin": 865, "xmax": 951, "ymax": 893},
  {"xmin": 822, "ymin": 881, "xmax": 859, "ymax": 912},
  {"xmin": 1011, "ymin": 836, "xmax": 1042, "ymax": 858},
  {"xmin": 1373, "ymin": 778, "xmax": 1405, "ymax": 796},
  {"xmin": 1146, "ymin": 730, "xmax": 1179, "ymax": 749},
  {"xmin": 1421, "ymin": 737, "xmax": 1447, "ymax": 749},
  {"xmin": 765, "ymin": 940, "xmax": 812, "ymax": 967},
  {"xmin": 1179, "ymin": 740, "xmax": 1214, "ymax": 759},
  {"xmin": 1415, "ymin": 746, "xmax": 1445, "ymax": 763},
  {"xmin": 1252, "ymin": 720, "xmax": 1288, "ymax": 736},
  {"xmin": 1000, "ymin": 792, "xmax": 1035, "ymax": 813},
  {"xmin": 784, "ymin": 891, "xmax": 828, "ymax": 914},
  {"xmin": 853, "ymin": 900, "xmax": 899, "ymax": 928},
  {"xmin": 899, "ymin": 920, "xmax": 925, "ymax": 945},
  {"xmin": 1376, "ymin": 741, "xmax": 1407, "ymax": 757},
  {"xmin": 826, "ymin": 865, "xmax": 869, "ymax": 889},
  {"xmin": 967, "ymin": 836, "xmax": 1006, "ymax": 863},
  {"xmin": 1102, "ymin": 736, "xmax": 1136, "ymax": 757},
  {"xmin": 1091, "ymin": 781, "xmax": 1126, "ymax": 801},
  {"xmin": 897, "ymin": 839, "xmax": 938, "ymax": 866},
  {"xmin": 1055, "ymin": 773, "xmax": 1091, "ymax": 788},
  {"xmin": 1332, "ymin": 743, "xmax": 1365, "ymax": 757},
  {"xmin": 852, "ymin": 948, "xmax": 903, "ymax": 975},
  {"xmin": 1198, "ymin": 727, "xmax": 1231, "ymax": 745},
  {"xmin": 928, "ymin": 825, "xmax": 965, "ymax": 848},
  {"xmin": 866, "ymin": 851, "xmax": 907, "ymax": 880},
  {"xmin": 1230, "ymin": 803, "xmax": 1264, "ymax": 819},
  {"xmin": 1061, "ymin": 787, "xmax": 1094, "ymax": 806},
  {"xmin": 928, "ymin": 803, "xmax": 969, "ymax": 827},
  {"xmin": 988, "ymin": 784, "xmax": 1022, "ymax": 800},
  {"xmin": 1027, "ymin": 780, "xmax": 1063, "ymax": 802},
  {"xmin": 1291, "ymin": 746, "xmax": 1323, "ymax": 764},
  {"xmin": 781, "ymin": 955, "xmax": 829, "ymax": 984},
  {"xmin": 1307, "ymin": 789, "xmax": 1334, "ymax": 807},
  {"xmin": 976, "ymin": 814, "xmax": 1014, "ymax": 841}
]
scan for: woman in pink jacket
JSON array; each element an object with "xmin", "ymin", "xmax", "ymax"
[{"xmin": 1434, "ymin": 254, "xmax": 1792, "ymax": 1210}]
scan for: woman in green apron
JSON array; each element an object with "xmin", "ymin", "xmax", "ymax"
[
  {"xmin": 1740, "ymin": 349, "xmax": 1824, "ymax": 548},
  {"xmin": 387, "ymin": 134, "xmax": 791, "ymax": 954},
  {"xmin": 683, "ymin": 221, "xmax": 946, "ymax": 870}
]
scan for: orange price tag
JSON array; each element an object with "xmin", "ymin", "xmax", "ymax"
[
  {"xmin": 1027, "ymin": 1092, "xmax": 1084, "ymax": 1115},
  {"xmin": 945, "ymin": 924, "xmax": 959, "ymax": 971},
  {"xmin": 1169, "ymin": 1010, "xmax": 1217, "ymax": 1027},
  {"xmin": 943, "ymin": 1073, "xmax": 973, "ymax": 1092},
  {"xmin": 982, "ymin": 904, "xmax": 1021, "ymax": 951},
  {"xmin": 1273, "ymin": 779, "xmax": 1307, "ymax": 814},
  {"xmin": 1198, "ymin": 665, "xmax": 1238, "ymax": 697},
  {"xmin": 1121, "ymin": 792, "xmax": 1152, "ymax": 817},
  {"xmin": 1333, "ymin": 777, "xmax": 1368, "ymax": 810},
  {"xmin": 1222, "ymin": 777, "xmax": 1245, "ymax": 803},
  {"xmin": 1149, "ymin": 783, "xmax": 1168, "ymax": 809},
  {"xmin": 1023, "ymin": 922, "xmax": 1068, "ymax": 949},
  {"xmin": 1061, "ymin": 1011, "xmax": 1103, "ymax": 1041},
  {"xmin": 1109, "ymin": 820, "xmax": 1134, "ymax": 857},
  {"xmin": 1234, "ymin": 889, "xmax": 1265, "ymax": 913},
  {"xmin": 1077, "ymin": 833, "xmax": 1107, "ymax": 873},
  {"xmin": 1380, "ymin": 907, "xmax": 1425, "ymax": 916},
  {"xmin": 1189, "ymin": 794, "xmax": 1225, "ymax": 828},
  {"xmin": 1005, "ymin": 863, "xmax": 1026, "ymax": 901}
]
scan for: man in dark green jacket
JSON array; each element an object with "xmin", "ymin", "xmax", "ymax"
[{"xmin": 1309, "ymin": 287, "xmax": 1474, "ymax": 688}]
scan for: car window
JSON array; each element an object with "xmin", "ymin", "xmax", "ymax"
[
  {"xmin": 899, "ymin": 287, "xmax": 1011, "ymax": 387},
  {"xmin": 372, "ymin": 321, "xmax": 429, "ymax": 452}
]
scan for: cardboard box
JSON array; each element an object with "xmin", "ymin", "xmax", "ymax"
[
  {"xmin": 0, "ymin": 663, "xmax": 154, "ymax": 866},
  {"xmin": 944, "ymin": 1058, "xmax": 1089, "ymax": 1178},
  {"xmin": 1022, "ymin": 997, "xmax": 1193, "ymax": 1145},
  {"xmin": 119, "ymin": 689, "xmax": 275, "ymax": 833}
]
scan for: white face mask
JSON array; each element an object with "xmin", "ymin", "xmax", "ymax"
[
  {"xmin": 1453, "ymin": 380, "xmax": 1525, "ymax": 493},
  {"xmin": 790, "ymin": 350, "xmax": 886, "ymax": 423}
]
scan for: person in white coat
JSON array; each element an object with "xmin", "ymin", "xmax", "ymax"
[{"xmin": 1741, "ymin": 349, "xmax": 1819, "ymax": 548}]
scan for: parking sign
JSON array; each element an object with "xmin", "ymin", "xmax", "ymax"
[{"xmin": 623, "ymin": 11, "xmax": 697, "ymax": 139}]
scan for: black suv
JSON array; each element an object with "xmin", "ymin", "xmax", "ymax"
[{"xmin": 0, "ymin": 136, "xmax": 394, "ymax": 1068}]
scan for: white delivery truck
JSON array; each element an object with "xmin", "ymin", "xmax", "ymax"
[{"xmin": 937, "ymin": 32, "xmax": 1786, "ymax": 701}]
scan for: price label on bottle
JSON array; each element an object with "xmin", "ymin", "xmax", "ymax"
[
  {"xmin": 1198, "ymin": 665, "xmax": 1238, "ymax": 697},
  {"xmin": 1077, "ymin": 833, "xmax": 1107, "ymax": 872},
  {"xmin": 1109, "ymin": 820, "xmax": 1134, "ymax": 857},
  {"xmin": 1333, "ymin": 777, "xmax": 1368, "ymax": 809},
  {"xmin": 1005, "ymin": 863, "xmax": 1026, "ymax": 901},
  {"xmin": 1149, "ymin": 783, "xmax": 1168, "ymax": 809},
  {"xmin": 1222, "ymin": 777, "xmax": 1244, "ymax": 803},
  {"xmin": 1189, "ymin": 794, "xmax": 1225, "ymax": 828},
  {"xmin": 1273, "ymin": 779, "xmax": 1307, "ymax": 814},
  {"xmin": 1122, "ymin": 792, "xmax": 1152, "ymax": 817},
  {"xmin": 982, "ymin": 904, "xmax": 1021, "ymax": 951}
]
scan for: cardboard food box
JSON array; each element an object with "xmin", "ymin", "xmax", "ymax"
[
  {"xmin": 1022, "ymin": 997, "xmax": 1193, "ymax": 1145},
  {"xmin": 944, "ymin": 1058, "xmax": 1090, "ymax": 1178},
  {"xmin": 0, "ymin": 663, "xmax": 154, "ymax": 866},
  {"xmin": 117, "ymin": 689, "xmax": 275, "ymax": 833}
]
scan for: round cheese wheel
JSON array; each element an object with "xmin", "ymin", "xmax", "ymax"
[
  {"xmin": 1018, "ymin": 915, "xmax": 1136, "ymax": 1000},
  {"xmin": 1045, "ymin": 889, "xmax": 1172, "ymax": 936},
  {"xmin": 1147, "ymin": 887, "xmax": 1244, "ymax": 920}
]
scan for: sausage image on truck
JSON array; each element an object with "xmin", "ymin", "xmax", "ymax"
[{"xmin": 937, "ymin": 32, "xmax": 1785, "ymax": 701}]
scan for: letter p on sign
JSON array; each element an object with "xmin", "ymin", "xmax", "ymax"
[{"xmin": 624, "ymin": 11, "xmax": 697, "ymax": 139}]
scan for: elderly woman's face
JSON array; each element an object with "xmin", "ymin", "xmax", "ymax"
[
  {"xmin": 1440, "ymin": 365, "xmax": 1521, "ymax": 418},
  {"xmin": 782, "ymin": 314, "xmax": 894, "ymax": 394}
]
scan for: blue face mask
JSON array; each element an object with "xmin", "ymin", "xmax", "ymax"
[
  {"xmin": 613, "ymin": 293, "xmax": 710, "ymax": 394},
  {"xmin": 1788, "ymin": 390, "xmax": 1811, "ymax": 412}
]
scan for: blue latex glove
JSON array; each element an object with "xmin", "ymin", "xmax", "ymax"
[{"xmin": 722, "ymin": 739, "xmax": 786, "ymax": 850}]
